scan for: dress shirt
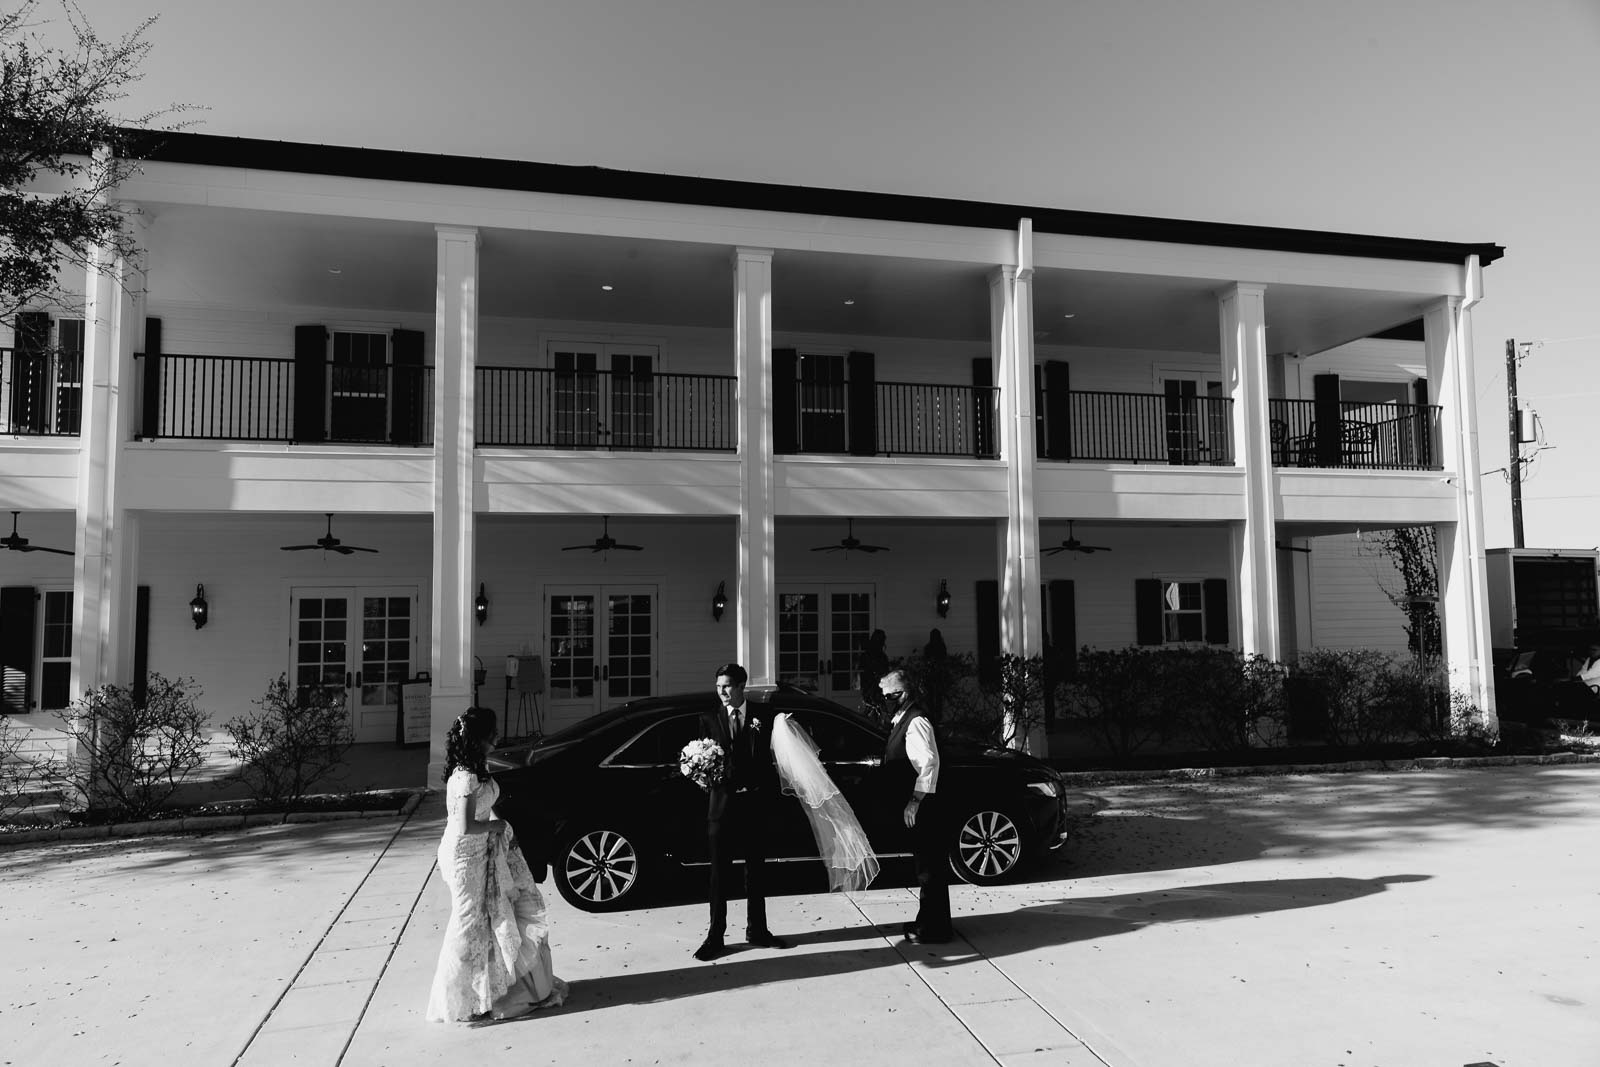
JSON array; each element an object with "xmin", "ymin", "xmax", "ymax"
[
  {"xmin": 1578, "ymin": 657, "xmax": 1600, "ymax": 693},
  {"xmin": 891, "ymin": 710, "xmax": 940, "ymax": 795}
]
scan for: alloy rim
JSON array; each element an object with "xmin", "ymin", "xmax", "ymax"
[
  {"xmin": 955, "ymin": 810, "xmax": 1022, "ymax": 879},
  {"xmin": 564, "ymin": 829, "xmax": 640, "ymax": 903}
]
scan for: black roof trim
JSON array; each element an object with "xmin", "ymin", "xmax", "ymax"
[{"xmin": 129, "ymin": 131, "xmax": 1504, "ymax": 267}]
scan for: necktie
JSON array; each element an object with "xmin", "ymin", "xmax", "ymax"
[{"xmin": 729, "ymin": 708, "xmax": 742, "ymax": 736}]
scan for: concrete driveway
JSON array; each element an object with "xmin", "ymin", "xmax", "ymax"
[{"xmin": 3, "ymin": 763, "xmax": 1597, "ymax": 1066}]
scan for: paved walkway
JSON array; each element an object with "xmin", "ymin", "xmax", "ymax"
[{"xmin": 5, "ymin": 764, "xmax": 1599, "ymax": 1066}]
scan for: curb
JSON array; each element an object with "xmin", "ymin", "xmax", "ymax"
[
  {"xmin": 0, "ymin": 789, "xmax": 427, "ymax": 849},
  {"xmin": 1056, "ymin": 750, "xmax": 1600, "ymax": 786}
]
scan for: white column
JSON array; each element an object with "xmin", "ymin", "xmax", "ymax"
[
  {"xmin": 734, "ymin": 248, "xmax": 776, "ymax": 684},
  {"xmin": 1424, "ymin": 277, "xmax": 1497, "ymax": 725},
  {"xmin": 428, "ymin": 225, "xmax": 479, "ymax": 783},
  {"xmin": 71, "ymin": 223, "xmax": 142, "ymax": 697},
  {"xmin": 1218, "ymin": 283, "xmax": 1280, "ymax": 659}
]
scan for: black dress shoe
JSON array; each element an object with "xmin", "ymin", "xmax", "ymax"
[
  {"xmin": 747, "ymin": 930, "xmax": 789, "ymax": 949},
  {"xmin": 693, "ymin": 937, "xmax": 725, "ymax": 961},
  {"xmin": 900, "ymin": 922, "xmax": 918, "ymax": 939},
  {"xmin": 905, "ymin": 929, "xmax": 953, "ymax": 945}
]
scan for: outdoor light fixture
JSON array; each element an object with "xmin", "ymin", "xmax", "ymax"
[
  {"xmin": 190, "ymin": 584, "xmax": 209, "ymax": 629},
  {"xmin": 474, "ymin": 583, "xmax": 488, "ymax": 626},
  {"xmin": 711, "ymin": 580, "xmax": 727, "ymax": 622},
  {"xmin": 935, "ymin": 578, "xmax": 951, "ymax": 618}
]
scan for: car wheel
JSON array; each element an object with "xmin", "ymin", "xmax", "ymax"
[
  {"xmin": 553, "ymin": 827, "xmax": 646, "ymax": 912},
  {"xmin": 947, "ymin": 807, "xmax": 1028, "ymax": 886}
]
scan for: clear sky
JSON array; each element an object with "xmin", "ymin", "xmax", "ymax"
[{"xmin": 58, "ymin": 0, "xmax": 1600, "ymax": 550}]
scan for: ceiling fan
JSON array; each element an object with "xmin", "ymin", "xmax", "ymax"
[
  {"xmin": 811, "ymin": 518, "xmax": 889, "ymax": 555},
  {"xmin": 562, "ymin": 516, "xmax": 643, "ymax": 554},
  {"xmin": 1043, "ymin": 521, "xmax": 1112, "ymax": 556},
  {"xmin": 1, "ymin": 512, "xmax": 73, "ymax": 556},
  {"xmin": 280, "ymin": 514, "xmax": 378, "ymax": 555}
]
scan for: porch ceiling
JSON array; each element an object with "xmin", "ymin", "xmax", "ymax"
[{"xmin": 141, "ymin": 204, "xmax": 1429, "ymax": 351}]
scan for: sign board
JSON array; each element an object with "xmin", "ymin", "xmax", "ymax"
[
  {"xmin": 515, "ymin": 655, "xmax": 545, "ymax": 694},
  {"xmin": 399, "ymin": 681, "xmax": 432, "ymax": 747}
]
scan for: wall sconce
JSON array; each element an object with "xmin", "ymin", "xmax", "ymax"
[
  {"xmin": 474, "ymin": 583, "xmax": 488, "ymax": 626},
  {"xmin": 711, "ymin": 580, "xmax": 727, "ymax": 622},
  {"xmin": 190, "ymin": 584, "xmax": 209, "ymax": 629},
  {"xmin": 935, "ymin": 578, "xmax": 951, "ymax": 618}
]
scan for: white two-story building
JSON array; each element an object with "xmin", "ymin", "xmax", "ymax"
[{"xmin": 0, "ymin": 132, "xmax": 1503, "ymax": 782}]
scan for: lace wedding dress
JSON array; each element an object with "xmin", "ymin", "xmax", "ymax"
[{"xmin": 425, "ymin": 769, "xmax": 568, "ymax": 1022}]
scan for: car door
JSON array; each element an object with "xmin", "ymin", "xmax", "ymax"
[
  {"xmin": 785, "ymin": 707, "xmax": 910, "ymax": 858},
  {"xmin": 597, "ymin": 711, "xmax": 709, "ymax": 862}
]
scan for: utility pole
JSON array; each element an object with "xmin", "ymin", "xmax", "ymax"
[{"xmin": 1506, "ymin": 338, "xmax": 1525, "ymax": 548}]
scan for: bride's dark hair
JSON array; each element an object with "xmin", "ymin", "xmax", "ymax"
[{"xmin": 443, "ymin": 706, "xmax": 497, "ymax": 783}]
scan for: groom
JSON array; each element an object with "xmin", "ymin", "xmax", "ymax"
[{"xmin": 693, "ymin": 662, "xmax": 790, "ymax": 961}]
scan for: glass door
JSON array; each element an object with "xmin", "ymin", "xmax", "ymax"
[
  {"xmin": 798, "ymin": 353, "xmax": 847, "ymax": 452},
  {"xmin": 777, "ymin": 584, "xmax": 874, "ymax": 700},
  {"xmin": 546, "ymin": 585, "xmax": 656, "ymax": 724},
  {"xmin": 290, "ymin": 586, "xmax": 418, "ymax": 743},
  {"xmin": 553, "ymin": 349, "xmax": 601, "ymax": 447},
  {"xmin": 329, "ymin": 331, "xmax": 389, "ymax": 442}
]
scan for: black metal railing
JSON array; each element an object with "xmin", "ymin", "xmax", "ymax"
[
  {"xmin": 135, "ymin": 354, "xmax": 433, "ymax": 444},
  {"xmin": 475, "ymin": 366, "xmax": 735, "ymax": 450},
  {"xmin": 875, "ymin": 381, "xmax": 998, "ymax": 457},
  {"xmin": 0, "ymin": 345, "xmax": 84, "ymax": 437},
  {"xmin": 1269, "ymin": 399, "xmax": 1438, "ymax": 470},
  {"xmin": 1038, "ymin": 390, "xmax": 1235, "ymax": 466}
]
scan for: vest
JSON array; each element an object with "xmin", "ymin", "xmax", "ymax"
[{"xmin": 884, "ymin": 703, "xmax": 932, "ymax": 793}]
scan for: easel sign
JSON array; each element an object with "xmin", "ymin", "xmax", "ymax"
[
  {"xmin": 399, "ymin": 677, "xmax": 432, "ymax": 747},
  {"xmin": 505, "ymin": 654, "xmax": 545, "ymax": 739}
]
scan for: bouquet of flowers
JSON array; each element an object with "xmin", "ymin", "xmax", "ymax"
[{"xmin": 679, "ymin": 737, "xmax": 727, "ymax": 791}]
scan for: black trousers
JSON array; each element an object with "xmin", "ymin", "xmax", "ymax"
[
  {"xmin": 911, "ymin": 794, "xmax": 952, "ymax": 937},
  {"xmin": 705, "ymin": 790, "xmax": 770, "ymax": 939}
]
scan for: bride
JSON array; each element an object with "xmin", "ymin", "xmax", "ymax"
[{"xmin": 426, "ymin": 707, "xmax": 568, "ymax": 1023}]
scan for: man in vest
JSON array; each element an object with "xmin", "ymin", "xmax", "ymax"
[
  {"xmin": 879, "ymin": 669, "xmax": 953, "ymax": 944},
  {"xmin": 693, "ymin": 662, "xmax": 791, "ymax": 961}
]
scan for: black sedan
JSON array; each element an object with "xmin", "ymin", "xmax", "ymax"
[{"xmin": 488, "ymin": 684, "xmax": 1069, "ymax": 912}]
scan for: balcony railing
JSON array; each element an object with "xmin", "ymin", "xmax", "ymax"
[
  {"xmin": 1269, "ymin": 399, "xmax": 1438, "ymax": 470},
  {"xmin": 135, "ymin": 354, "xmax": 433, "ymax": 444},
  {"xmin": 475, "ymin": 366, "xmax": 736, "ymax": 450},
  {"xmin": 782, "ymin": 380, "xmax": 999, "ymax": 458},
  {"xmin": 0, "ymin": 346, "xmax": 84, "ymax": 437},
  {"xmin": 1037, "ymin": 390, "xmax": 1235, "ymax": 466}
]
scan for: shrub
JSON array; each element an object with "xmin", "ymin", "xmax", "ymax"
[
  {"xmin": 223, "ymin": 675, "xmax": 353, "ymax": 804},
  {"xmin": 1288, "ymin": 649, "xmax": 1458, "ymax": 747},
  {"xmin": 55, "ymin": 674, "xmax": 210, "ymax": 819},
  {"xmin": 1160, "ymin": 648, "xmax": 1286, "ymax": 753},
  {"xmin": 1059, "ymin": 647, "xmax": 1171, "ymax": 759},
  {"xmin": 0, "ymin": 715, "xmax": 65, "ymax": 822},
  {"xmin": 989, "ymin": 653, "xmax": 1048, "ymax": 752}
]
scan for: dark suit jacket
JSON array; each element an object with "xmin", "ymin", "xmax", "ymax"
[{"xmin": 698, "ymin": 701, "xmax": 780, "ymax": 821}]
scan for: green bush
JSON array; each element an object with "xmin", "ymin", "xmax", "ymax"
[
  {"xmin": 223, "ymin": 675, "xmax": 353, "ymax": 804},
  {"xmin": 1287, "ymin": 649, "xmax": 1457, "ymax": 747},
  {"xmin": 55, "ymin": 674, "xmax": 210, "ymax": 818},
  {"xmin": 1059, "ymin": 647, "xmax": 1171, "ymax": 759},
  {"xmin": 1158, "ymin": 648, "xmax": 1286, "ymax": 753}
]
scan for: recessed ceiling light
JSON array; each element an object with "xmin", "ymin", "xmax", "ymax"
[
  {"xmin": 843, "ymin": 298, "xmax": 855, "ymax": 306},
  {"xmin": 601, "ymin": 284, "xmax": 614, "ymax": 291},
  {"xmin": 327, "ymin": 268, "xmax": 342, "ymax": 275},
  {"xmin": 1062, "ymin": 312, "xmax": 1075, "ymax": 319}
]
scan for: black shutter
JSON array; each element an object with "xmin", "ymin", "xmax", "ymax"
[
  {"xmin": 1313, "ymin": 374, "xmax": 1341, "ymax": 466},
  {"xmin": 139, "ymin": 317, "xmax": 162, "ymax": 439},
  {"xmin": 975, "ymin": 579, "xmax": 1001, "ymax": 687},
  {"xmin": 772, "ymin": 348, "xmax": 798, "ymax": 454},
  {"xmin": 846, "ymin": 350, "xmax": 876, "ymax": 456},
  {"xmin": 0, "ymin": 586, "xmax": 36, "ymax": 713},
  {"xmin": 293, "ymin": 324, "xmax": 328, "ymax": 443},
  {"xmin": 1412, "ymin": 376, "xmax": 1432, "ymax": 466},
  {"xmin": 1047, "ymin": 579, "xmax": 1077, "ymax": 677},
  {"xmin": 132, "ymin": 586, "xmax": 150, "ymax": 706},
  {"xmin": 390, "ymin": 328, "xmax": 425, "ymax": 446},
  {"xmin": 972, "ymin": 357, "xmax": 995, "ymax": 458},
  {"xmin": 12, "ymin": 312, "xmax": 51, "ymax": 433},
  {"xmin": 1204, "ymin": 578, "xmax": 1230, "ymax": 645},
  {"xmin": 1044, "ymin": 360, "xmax": 1071, "ymax": 460},
  {"xmin": 1135, "ymin": 579, "xmax": 1164, "ymax": 646}
]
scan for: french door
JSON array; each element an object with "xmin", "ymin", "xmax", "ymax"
[
  {"xmin": 329, "ymin": 331, "xmax": 390, "ymax": 442},
  {"xmin": 546, "ymin": 585, "xmax": 656, "ymax": 724},
  {"xmin": 1162, "ymin": 375, "xmax": 1225, "ymax": 465},
  {"xmin": 798, "ymin": 353, "xmax": 848, "ymax": 452},
  {"xmin": 776, "ymin": 584, "xmax": 874, "ymax": 700},
  {"xmin": 550, "ymin": 343, "xmax": 658, "ymax": 449},
  {"xmin": 290, "ymin": 586, "xmax": 418, "ymax": 743}
]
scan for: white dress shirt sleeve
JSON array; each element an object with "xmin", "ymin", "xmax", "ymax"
[{"xmin": 906, "ymin": 716, "xmax": 940, "ymax": 796}]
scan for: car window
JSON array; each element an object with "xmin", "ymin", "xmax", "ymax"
[
  {"xmin": 788, "ymin": 709, "xmax": 881, "ymax": 763},
  {"xmin": 604, "ymin": 713, "xmax": 706, "ymax": 767}
]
